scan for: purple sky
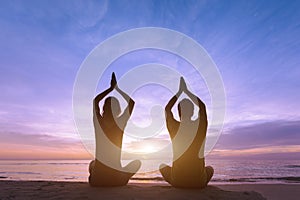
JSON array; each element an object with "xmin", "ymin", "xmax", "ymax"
[{"xmin": 0, "ymin": 0, "xmax": 299, "ymax": 159}]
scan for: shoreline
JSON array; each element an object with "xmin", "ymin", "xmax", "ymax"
[
  {"xmin": 2, "ymin": 176, "xmax": 299, "ymax": 185},
  {"xmin": 1, "ymin": 180, "xmax": 299, "ymax": 200}
]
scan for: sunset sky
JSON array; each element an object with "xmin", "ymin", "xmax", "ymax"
[{"xmin": 0, "ymin": 0, "xmax": 299, "ymax": 160}]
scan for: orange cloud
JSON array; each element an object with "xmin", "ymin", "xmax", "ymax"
[
  {"xmin": 0, "ymin": 143, "xmax": 91, "ymax": 160},
  {"xmin": 210, "ymin": 145, "xmax": 300, "ymax": 157}
]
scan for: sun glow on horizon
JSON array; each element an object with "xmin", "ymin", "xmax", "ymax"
[
  {"xmin": 138, "ymin": 144, "xmax": 158, "ymax": 154},
  {"xmin": 124, "ymin": 142, "xmax": 164, "ymax": 154}
]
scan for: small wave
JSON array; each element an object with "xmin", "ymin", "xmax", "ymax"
[
  {"xmin": 260, "ymin": 176, "xmax": 300, "ymax": 182},
  {"xmin": 227, "ymin": 178, "xmax": 256, "ymax": 182},
  {"xmin": 64, "ymin": 177, "xmax": 76, "ymax": 180},
  {"xmin": 284, "ymin": 165, "xmax": 300, "ymax": 168},
  {"xmin": 212, "ymin": 178, "xmax": 251, "ymax": 183},
  {"xmin": 0, "ymin": 176, "xmax": 7, "ymax": 179},
  {"xmin": 130, "ymin": 177, "xmax": 165, "ymax": 181},
  {"xmin": 0, "ymin": 163, "xmax": 40, "ymax": 166},
  {"xmin": 47, "ymin": 163, "xmax": 87, "ymax": 165},
  {"xmin": 212, "ymin": 176, "xmax": 300, "ymax": 183},
  {"xmin": 12, "ymin": 172, "xmax": 41, "ymax": 175}
]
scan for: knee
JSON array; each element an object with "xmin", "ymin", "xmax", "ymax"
[
  {"xmin": 159, "ymin": 164, "xmax": 172, "ymax": 185},
  {"xmin": 206, "ymin": 166, "xmax": 214, "ymax": 174},
  {"xmin": 89, "ymin": 160, "xmax": 95, "ymax": 174},
  {"xmin": 206, "ymin": 165, "xmax": 214, "ymax": 181},
  {"xmin": 133, "ymin": 159, "xmax": 141, "ymax": 166},
  {"xmin": 159, "ymin": 163, "xmax": 168, "ymax": 169},
  {"xmin": 125, "ymin": 160, "xmax": 141, "ymax": 173},
  {"xmin": 159, "ymin": 163, "xmax": 170, "ymax": 174},
  {"xmin": 132, "ymin": 160, "xmax": 142, "ymax": 172}
]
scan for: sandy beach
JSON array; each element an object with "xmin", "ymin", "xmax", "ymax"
[
  {"xmin": 218, "ymin": 184, "xmax": 300, "ymax": 200},
  {"xmin": 0, "ymin": 180, "xmax": 298, "ymax": 200}
]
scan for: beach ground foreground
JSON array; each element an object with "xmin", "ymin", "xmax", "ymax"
[{"xmin": 0, "ymin": 180, "xmax": 299, "ymax": 200}]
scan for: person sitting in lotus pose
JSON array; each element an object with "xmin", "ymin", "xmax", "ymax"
[
  {"xmin": 159, "ymin": 77, "xmax": 214, "ymax": 188},
  {"xmin": 89, "ymin": 72, "xmax": 141, "ymax": 187}
]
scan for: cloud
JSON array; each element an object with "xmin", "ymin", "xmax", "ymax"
[
  {"xmin": 71, "ymin": 0, "xmax": 108, "ymax": 29},
  {"xmin": 0, "ymin": 131, "xmax": 91, "ymax": 159},
  {"xmin": 0, "ymin": 103, "xmax": 77, "ymax": 139},
  {"xmin": 216, "ymin": 120, "xmax": 300, "ymax": 150},
  {"xmin": 210, "ymin": 147, "xmax": 300, "ymax": 160},
  {"xmin": 0, "ymin": 131, "xmax": 79, "ymax": 148}
]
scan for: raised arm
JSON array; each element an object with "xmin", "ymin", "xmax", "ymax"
[
  {"xmin": 166, "ymin": 77, "xmax": 185, "ymax": 118},
  {"xmin": 165, "ymin": 90, "xmax": 181, "ymax": 118},
  {"xmin": 116, "ymin": 85, "xmax": 135, "ymax": 115},
  {"xmin": 165, "ymin": 80, "xmax": 182, "ymax": 139},
  {"xmin": 185, "ymin": 89, "xmax": 207, "ymax": 122},
  {"xmin": 93, "ymin": 72, "xmax": 117, "ymax": 115},
  {"xmin": 93, "ymin": 87, "xmax": 113, "ymax": 115},
  {"xmin": 110, "ymin": 72, "xmax": 135, "ymax": 121},
  {"xmin": 181, "ymin": 77, "xmax": 207, "ymax": 123}
]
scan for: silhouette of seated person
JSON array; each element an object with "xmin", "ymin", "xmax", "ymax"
[
  {"xmin": 159, "ymin": 77, "xmax": 214, "ymax": 188},
  {"xmin": 89, "ymin": 73, "xmax": 141, "ymax": 187}
]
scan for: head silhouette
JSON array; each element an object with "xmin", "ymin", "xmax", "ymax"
[
  {"xmin": 178, "ymin": 98, "xmax": 194, "ymax": 121},
  {"xmin": 102, "ymin": 97, "xmax": 121, "ymax": 118}
]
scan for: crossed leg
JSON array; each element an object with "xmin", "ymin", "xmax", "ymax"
[
  {"xmin": 89, "ymin": 159, "xmax": 141, "ymax": 187},
  {"xmin": 159, "ymin": 163, "xmax": 214, "ymax": 188},
  {"xmin": 159, "ymin": 164, "xmax": 172, "ymax": 184},
  {"xmin": 205, "ymin": 165, "xmax": 214, "ymax": 185}
]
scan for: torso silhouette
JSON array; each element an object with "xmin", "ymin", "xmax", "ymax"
[
  {"xmin": 165, "ymin": 112, "xmax": 209, "ymax": 187},
  {"xmin": 89, "ymin": 101, "xmax": 140, "ymax": 187},
  {"xmin": 93, "ymin": 107, "xmax": 128, "ymax": 169},
  {"xmin": 170, "ymin": 119, "xmax": 207, "ymax": 157}
]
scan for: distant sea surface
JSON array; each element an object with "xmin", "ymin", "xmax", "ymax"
[{"xmin": 0, "ymin": 159, "xmax": 299, "ymax": 184}]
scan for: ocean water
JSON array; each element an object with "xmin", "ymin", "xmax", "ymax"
[{"xmin": 0, "ymin": 159, "xmax": 299, "ymax": 184}]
